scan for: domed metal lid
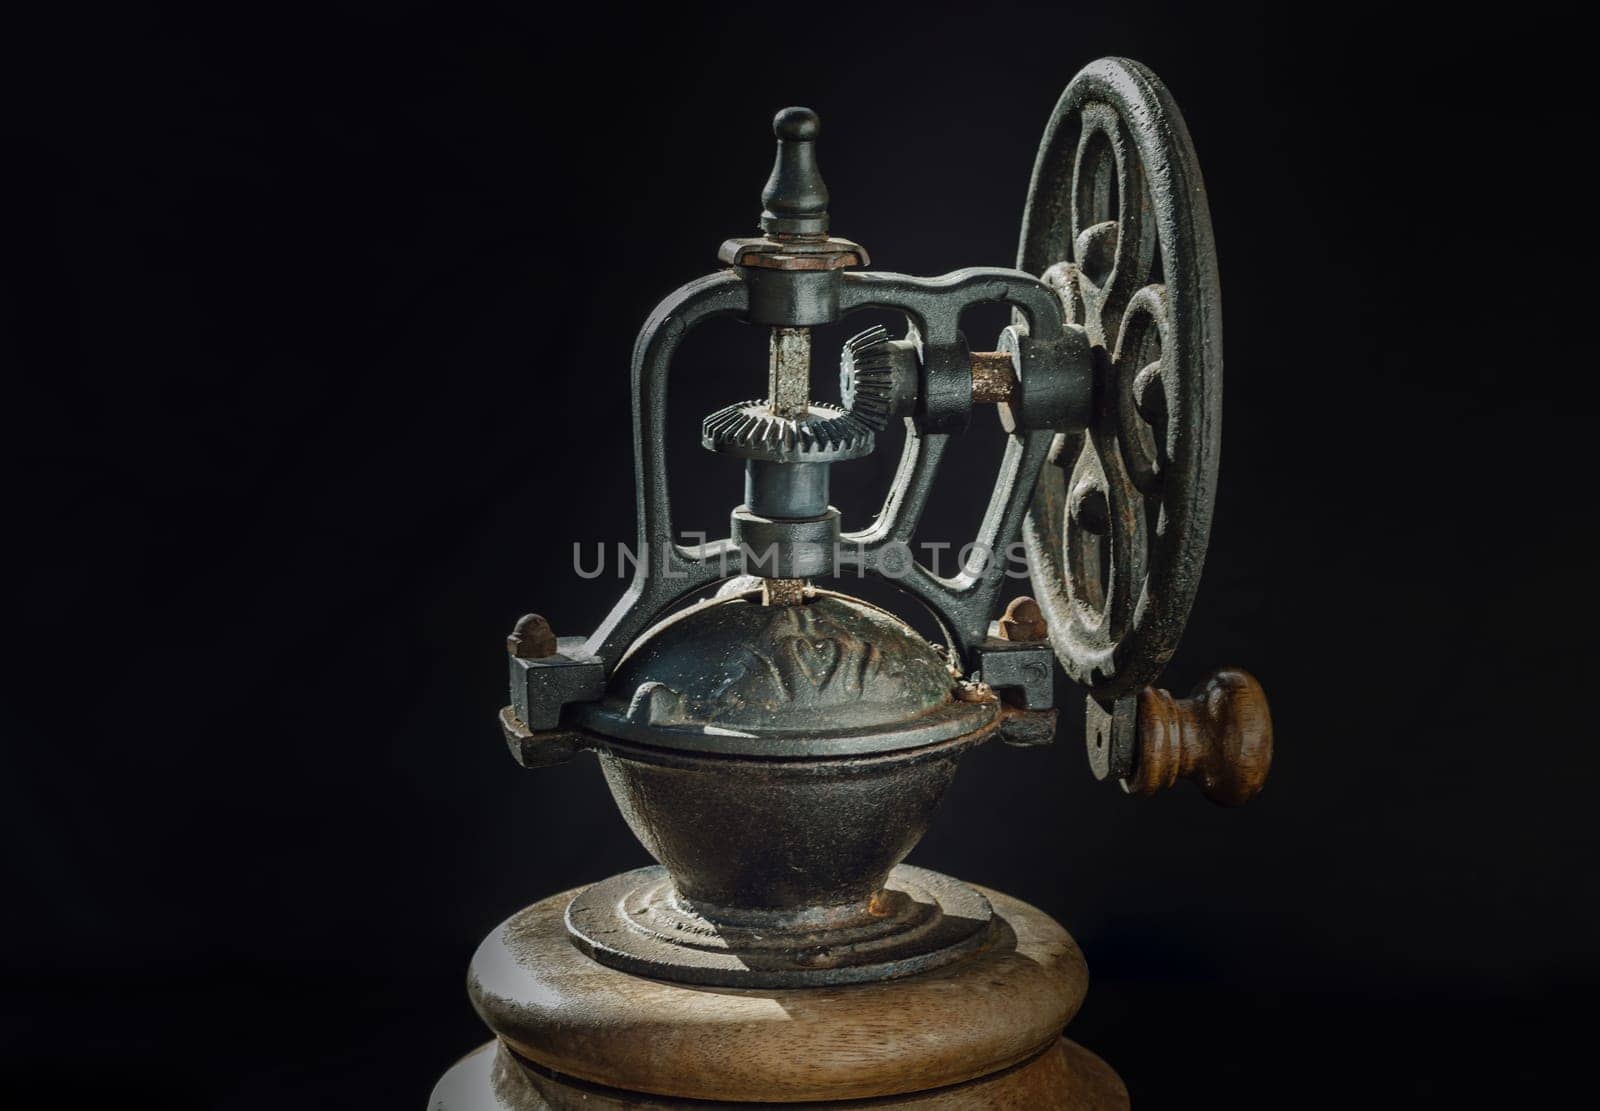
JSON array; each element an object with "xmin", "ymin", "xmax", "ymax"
[{"xmin": 579, "ymin": 590, "xmax": 997, "ymax": 757}]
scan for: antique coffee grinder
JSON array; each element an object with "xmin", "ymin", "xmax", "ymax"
[{"xmin": 432, "ymin": 58, "xmax": 1272, "ymax": 1108}]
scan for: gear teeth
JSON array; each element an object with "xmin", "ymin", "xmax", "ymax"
[
  {"xmin": 700, "ymin": 400, "xmax": 875, "ymax": 463},
  {"xmin": 839, "ymin": 325, "xmax": 897, "ymax": 431}
]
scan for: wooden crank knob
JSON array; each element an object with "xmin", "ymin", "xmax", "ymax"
[{"xmin": 1088, "ymin": 667, "xmax": 1272, "ymax": 806}]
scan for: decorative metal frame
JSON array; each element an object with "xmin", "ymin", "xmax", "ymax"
[
  {"xmin": 468, "ymin": 54, "xmax": 1269, "ymax": 1020},
  {"xmin": 501, "ymin": 55, "xmax": 1254, "ymax": 807},
  {"xmin": 586, "ymin": 267, "xmax": 1083, "ymax": 666}
]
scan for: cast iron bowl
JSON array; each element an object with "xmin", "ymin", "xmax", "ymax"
[{"xmin": 577, "ymin": 590, "xmax": 1000, "ymax": 913}]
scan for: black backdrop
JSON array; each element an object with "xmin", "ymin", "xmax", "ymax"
[{"xmin": 5, "ymin": 2, "xmax": 1595, "ymax": 1107}]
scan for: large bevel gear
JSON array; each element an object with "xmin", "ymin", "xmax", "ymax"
[{"xmin": 701, "ymin": 400, "xmax": 875, "ymax": 462}]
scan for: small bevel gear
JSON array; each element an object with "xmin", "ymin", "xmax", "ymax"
[
  {"xmin": 701, "ymin": 400, "xmax": 875, "ymax": 463},
  {"xmin": 839, "ymin": 326, "xmax": 919, "ymax": 430}
]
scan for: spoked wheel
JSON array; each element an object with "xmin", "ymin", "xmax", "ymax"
[{"xmin": 1020, "ymin": 58, "xmax": 1223, "ymax": 700}]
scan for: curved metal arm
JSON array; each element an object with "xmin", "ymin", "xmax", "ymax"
[
  {"xmin": 586, "ymin": 266, "xmax": 1084, "ymax": 669},
  {"xmin": 843, "ymin": 268, "xmax": 1067, "ymax": 344},
  {"xmin": 835, "ymin": 268, "xmax": 1073, "ymax": 660},
  {"xmin": 586, "ymin": 270, "xmax": 749, "ymax": 665}
]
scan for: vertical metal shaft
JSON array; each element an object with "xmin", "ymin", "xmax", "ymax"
[
  {"xmin": 765, "ymin": 326, "xmax": 812, "ymax": 605},
  {"xmin": 768, "ymin": 327, "xmax": 811, "ymax": 419}
]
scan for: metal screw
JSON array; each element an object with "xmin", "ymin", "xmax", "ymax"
[
  {"xmin": 507, "ymin": 613, "xmax": 558, "ymax": 659},
  {"xmin": 999, "ymin": 596, "xmax": 1048, "ymax": 642}
]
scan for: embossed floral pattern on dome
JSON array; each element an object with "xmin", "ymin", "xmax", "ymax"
[{"xmin": 604, "ymin": 593, "xmax": 959, "ymax": 737}]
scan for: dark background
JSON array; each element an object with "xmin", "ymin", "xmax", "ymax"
[{"xmin": 4, "ymin": 2, "xmax": 1595, "ymax": 1107}]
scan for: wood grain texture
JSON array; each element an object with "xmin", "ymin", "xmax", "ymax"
[
  {"xmin": 1128, "ymin": 666, "xmax": 1273, "ymax": 805},
  {"xmin": 466, "ymin": 883, "xmax": 1091, "ymax": 1103},
  {"xmin": 431, "ymin": 1037, "xmax": 1129, "ymax": 1110}
]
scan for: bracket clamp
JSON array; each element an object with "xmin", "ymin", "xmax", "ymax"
[{"xmin": 508, "ymin": 635, "xmax": 606, "ymax": 731}]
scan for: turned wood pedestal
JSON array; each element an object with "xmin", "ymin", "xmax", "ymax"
[{"xmin": 430, "ymin": 882, "xmax": 1128, "ymax": 1109}]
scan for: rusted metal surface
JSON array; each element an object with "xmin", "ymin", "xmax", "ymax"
[
  {"xmin": 506, "ymin": 613, "xmax": 557, "ymax": 659},
  {"xmin": 761, "ymin": 577, "xmax": 805, "ymax": 605},
  {"xmin": 999, "ymin": 595, "xmax": 1049, "ymax": 642},
  {"xmin": 767, "ymin": 326, "xmax": 811, "ymax": 419},
  {"xmin": 717, "ymin": 235, "xmax": 869, "ymax": 270},
  {"xmin": 970, "ymin": 349, "xmax": 1020, "ymax": 404}
]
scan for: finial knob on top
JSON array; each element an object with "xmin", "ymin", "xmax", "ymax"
[
  {"xmin": 761, "ymin": 106, "xmax": 829, "ymax": 238},
  {"xmin": 773, "ymin": 105, "xmax": 820, "ymax": 141}
]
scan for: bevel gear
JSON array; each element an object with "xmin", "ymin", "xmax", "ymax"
[
  {"xmin": 701, "ymin": 400, "xmax": 875, "ymax": 462},
  {"xmin": 839, "ymin": 325, "xmax": 918, "ymax": 430}
]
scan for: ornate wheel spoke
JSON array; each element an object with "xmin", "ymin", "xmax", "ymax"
[
  {"xmin": 1042, "ymin": 260, "xmax": 1087, "ymax": 331},
  {"xmin": 1062, "ymin": 436, "xmax": 1108, "ymax": 621},
  {"xmin": 1099, "ymin": 428, "xmax": 1148, "ymax": 647},
  {"xmin": 1113, "ymin": 282, "xmax": 1173, "ymax": 496},
  {"xmin": 1019, "ymin": 58, "xmax": 1222, "ymax": 699},
  {"xmin": 1070, "ymin": 101, "xmax": 1156, "ymax": 348}
]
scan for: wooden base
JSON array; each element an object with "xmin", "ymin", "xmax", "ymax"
[
  {"xmin": 431, "ymin": 1037, "xmax": 1129, "ymax": 1109},
  {"xmin": 436, "ymin": 879, "xmax": 1126, "ymax": 1108}
]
